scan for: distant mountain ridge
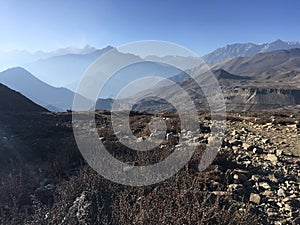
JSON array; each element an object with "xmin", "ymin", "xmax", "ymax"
[
  {"xmin": 213, "ymin": 48, "xmax": 300, "ymax": 86},
  {"xmin": 203, "ymin": 39, "xmax": 300, "ymax": 63},
  {"xmin": 24, "ymin": 46, "xmax": 115, "ymax": 87},
  {"xmin": 0, "ymin": 45, "xmax": 98, "ymax": 72},
  {"xmin": 0, "ymin": 67, "xmax": 88, "ymax": 111}
]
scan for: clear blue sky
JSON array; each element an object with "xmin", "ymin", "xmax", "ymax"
[{"xmin": 0, "ymin": 0, "xmax": 299, "ymax": 55}]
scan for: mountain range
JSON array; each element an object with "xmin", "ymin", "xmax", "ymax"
[
  {"xmin": 0, "ymin": 63, "xmax": 182, "ymax": 111},
  {"xmin": 0, "ymin": 39, "xmax": 299, "ymax": 88},
  {"xmin": 0, "ymin": 40, "xmax": 299, "ymax": 112},
  {"xmin": 117, "ymin": 48, "xmax": 300, "ymax": 112},
  {"xmin": 0, "ymin": 45, "xmax": 97, "ymax": 73},
  {"xmin": 203, "ymin": 39, "xmax": 300, "ymax": 63},
  {"xmin": 24, "ymin": 47, "xmax": 190, "ymax": 89},
  {"xmin": 24, "ymin": 46, "xmax": 115, "ymax": 87},
  {"xmin": 213, "ymin": 48, "xmax": 300, "ymax": 87}
]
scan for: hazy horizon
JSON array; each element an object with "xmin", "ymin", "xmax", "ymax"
[{"xmin": 0, "ymin": 38, "xmax": 299, "ymax": 57}]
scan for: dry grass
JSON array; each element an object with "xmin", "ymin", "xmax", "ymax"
[{"xmin": 0, "ymin": 111, "xmax": 260, "ymax": 225}]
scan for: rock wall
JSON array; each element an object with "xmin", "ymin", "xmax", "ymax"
[{"xmin": 225, "ymin": 87, "xmax": 300, "ymax": 111}]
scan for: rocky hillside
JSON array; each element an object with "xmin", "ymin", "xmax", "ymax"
[
  {"xmin": 0, "ymin": 84, "xmax": 50, "ymax": 174},
  {"xmin": 0, "ymin": 83, "xmax": 46, "ymax": 112},
  {"xmin": 126, "ymin": 70, "xmax": 300, "ymax": 113},
  {"xmin": 213, "ymin": 48, "xmax": 300, "ymax": 87},
  {"xmin": 0, "ymin": 111, "xmax": 299, "ymax": 224},
  {"xmin": 222, "ymin": 87, "xmax": 300, "ymax": 111}
]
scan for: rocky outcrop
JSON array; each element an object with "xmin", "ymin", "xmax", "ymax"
[
  {"xmin": 224, "ymin": 87, "xmax": 300, "ymax": 111},
  {"xmin": 60, "ymin": 191, "xmax": 96, "ymax": 225},
  {"xmin": 127, "ymin": 85, "xmax": 300, "ymax": 113}
]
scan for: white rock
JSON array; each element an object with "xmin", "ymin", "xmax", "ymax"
[
  {"xmin": 277, "ymin": 188, "xmax": 285, "ymax": 197},
  {"xmin": 259, "ymin": 182, "xmax": 271, "ymax": 190},
  {"xmin": 249, "ymin": 193, "xmax": 261, "ymax": 204},
  {"xmin": 266, "ymin": 154, "xmax": 278, "ymax": 163}
]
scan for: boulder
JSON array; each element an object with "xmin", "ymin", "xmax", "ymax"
[
  {"xmin": 249, "ymin": 193, "xmax": 261, "ymax": 204},
  {"xmin": 266, "ymin": 154, "xmax": 278, "ymax": 163}
]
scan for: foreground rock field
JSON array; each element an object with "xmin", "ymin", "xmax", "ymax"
[{"xmin": 0, "ymin": 111, "xmax": 299, "ymax": 224}]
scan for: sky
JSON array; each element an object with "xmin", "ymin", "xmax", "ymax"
[{"xmin": 0, "ymin": 0, "xmax": 299, "ymax": 55}]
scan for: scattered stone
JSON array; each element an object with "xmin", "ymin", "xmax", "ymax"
[
  {"xmin": 61, "ymin": 191, "xmax": 96, "ymax": 225},
  {"xmin": 242, "ymin": 143, "xmax": 251, "ymax": 150},
  {"xmin": 233, "ymin": 171, "xmax": 248, "ymax": 184},
  {"xmin": 136, "ymin": 137, "xmax": 145, "ymax": 142},
  {"xmin": 208, "ymin": 181, "xmax": 221, "ymax": 190},
  {"xmin": 4, "ymin": 111, "xmax": 300, "ymax": 224},
  {"xmin": 231, "ymin": 130, "xmax": 238, "ymax": 136},
  {"xmin": 266, "ymin": 154, "xmax": 278, "ymax": 163},
  {"xmin": 253, "ymin": 147, "xmax": 263, "ymax": 154},
  {"xmin": 211, "ymin": 191, "xmax": 230, "ymax": 196},
  {"xmin": 227, "ymin": 184, "xmax": 244, "ymax": 195},
  {"xmin": 286, "ymin": 124, "xmax": 298, "ymax": 129},
  {"xmin": 262, "ymin": 190, "xmax": 274, "ymax": 197},
  {"xmin": 259, "ymin": 182, "xmax": 271, "ymax": 190},
  {"xmin": 277, "ymin": 188, "xmax": 285, "ymax": 197},
  {"xmin": 229, "ymin": 139, "xmax": 243, "ymax": 146},
  {"xmin": 232, "ymin": 146, "xmax": 239, "ymax": 151},
  {"xmin": 251, "ymin": 175, "xmax": 260, "ymax": 181},
  {"xmin": 276, "ymin": 149, "xmax": 283, "ymax": 156},
  {"xmin": 268, "ymin": 174, "xmax": 278, "ymax": 183},
  {"xmin": 241, "ymin": 127, "xmax": 248, "ymax": 133},
  {"xmin": 262, "ymin": 138, "xmax": 271, "ymax": 144},
  {"xmin": 249, "ymin": 193, "xmax": 261, "ymax": 204},
  {"xmin": 166, "ymin": 133, "xmax": 171, "ymax": 140}
]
